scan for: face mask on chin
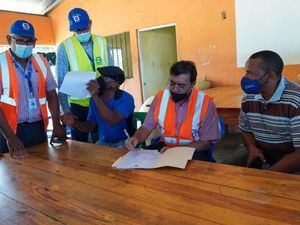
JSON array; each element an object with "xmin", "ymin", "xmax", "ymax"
[
  {"xmin": 13, "ymin": 44, "xmax": 34, "ymax": 59},
  {"xmin": 75, "ymin": 31, "xmax": 91, "ymax": 43}
]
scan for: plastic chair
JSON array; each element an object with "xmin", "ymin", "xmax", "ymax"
[
  {"xmin": 132, "ymin": 112, "xmax": 147, "ymax": 148},
  {"xmin": 208, "ymin": 116, "xmax": 225, "ymax": 162}
]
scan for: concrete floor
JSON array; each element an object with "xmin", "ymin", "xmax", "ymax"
[{"xmin": 214, "ymin": 132, "xmax": 247, "ymax": 167}]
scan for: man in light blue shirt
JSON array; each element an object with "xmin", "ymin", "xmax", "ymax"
[{"xmin": 57, "ymin": 7, "xmax": 113, "ymax": 142}]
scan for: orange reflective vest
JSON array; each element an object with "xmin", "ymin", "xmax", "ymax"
[
  {"xmin": 154, "ymin": 89, "xmax": 211, "ymax": 147},
  {"xmin": 0, "ymin": 50, "xmax": 48, "ymax": 133}
]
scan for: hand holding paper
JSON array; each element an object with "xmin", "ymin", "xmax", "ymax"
[{"xmin": 59, "ymin": 71, "xmax": 96, "ymax": 99}]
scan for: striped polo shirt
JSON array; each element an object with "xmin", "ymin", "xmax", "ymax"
[{"xmin": 239, "ymin": 76, "xmax": 300, "ymax": 153}]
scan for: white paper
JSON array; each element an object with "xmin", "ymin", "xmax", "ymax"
[
  {"xmin": 59, "ymin": 71, "xmax": 96, "ymax": 99},
  {"xmin": 113, "ymin": 150, "xmax": 160, "ymax": 169},
  {"xmin": 112, "ymin": 147, "xmax": 195, "ymax": 169}
]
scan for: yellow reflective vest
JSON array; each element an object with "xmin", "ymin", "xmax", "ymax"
[{"xmin": 63, "ymin": 34, "xmax": 109, "ymax": 107}]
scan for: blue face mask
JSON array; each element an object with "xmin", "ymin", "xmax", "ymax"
[
  {"xmin": 75, "ymin": 31, "xmax": 91, "ymax": 43},
  {"xmin": 240, "ymin": 73, "xmax": 268, "ymax": 94},
  {"xmin": 13, "ymin": 44, "xmax": 34, "ymax": 59}
]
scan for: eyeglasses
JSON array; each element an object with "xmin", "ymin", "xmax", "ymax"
[
  {"xmin": 168, "ymin": 80, "xmax": 188, "ymax": 90},
  {"xmin": 11, "ymin": 36, "xmax": 35, "ymax": 45}
]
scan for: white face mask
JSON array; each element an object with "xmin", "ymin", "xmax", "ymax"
[
  {"xmin": 13, "ymin": 44, "xmax": 34, "ymax": 59},
  {"xmin": 75, "ymin": 31, "xmax": 91, "ymax": 43}
]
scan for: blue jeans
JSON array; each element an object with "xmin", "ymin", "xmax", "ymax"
[{"xmin": 96, "ymin": 139, "xmax": 125, "ymax": 148}]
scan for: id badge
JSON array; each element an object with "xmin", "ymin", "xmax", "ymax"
[{"xmin": 29, "ymin": 97, "xmax": 38, "ymax": 111}]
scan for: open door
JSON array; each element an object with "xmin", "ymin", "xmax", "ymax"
[{"xmin": 138, "ymin": 24, "xmax": 178, "ymax": 102}]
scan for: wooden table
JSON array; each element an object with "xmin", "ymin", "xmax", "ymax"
[
  {"xmin": 203, "ymin": 86, "xmax": 243, "ymax": 132},
  {"xmin": 1, "ymin": 141, "xmax": 300, "ymax": 225}
]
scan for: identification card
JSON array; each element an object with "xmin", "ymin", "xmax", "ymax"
[{"xmin": 29, "ymin": 97, "xmax": 38, "ymax": 111}]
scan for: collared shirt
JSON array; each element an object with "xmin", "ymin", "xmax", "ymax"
[
  {"xmin": 0, "ymin": 50, "xmax": 57, "ymax": 123},
  {"xmin": 239, "ymin": 76, "xmax": 300, "ymax": 153},
  {"xmin": 56, "ymin": 37, "xmax": 114, "ymax": 113},
  {"xmin": 143, "ymin": 91, "xmax": 221, "ymax": 143},
  {"xmin": 87, "ymin": 91, "xmax": 135, "ymax": 142}
]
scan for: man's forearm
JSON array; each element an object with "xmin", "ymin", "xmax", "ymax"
[
  {"xmin": 242, "ymin": 132, "xmax": 257, "ymax": 150},
  {"xmin": 133, "ymin": 126, "xmax": 152, "ymax": 143},
  {"xmin": 269, "ymin": 150, "xmax": 300, "ymax": 173},
  {"xmin": 92, "ymin": 95, "xmax": 123, "ymax": 125},
  {"xmin": 73, "ymin": 121, "xmax": 95, "ymax": 132},
  {"xmin": 0, "ymin": 108, "xmax": 16, "ymax": 139},
  {"xmin": 58, "ymin": 92, "xmax": 70, "ymax": 114},
  {"xmin": 46, "ymin": 90, "xmax": 61, "ymax": 127},
  {"xmin": 187, "ymin": 140, "xmax": 211, "ymax": 151}
]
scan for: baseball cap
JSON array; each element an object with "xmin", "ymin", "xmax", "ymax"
[
  {"xmin": 9, "ymin": 20, "xmax": 36, "ymax": 39},
  {"xmin": 97, "ymin": 66, "xmax": 125, "ymax": 85},
  {"xmin": 68, "ymin": 8, "xmax": 90, "ymax": 31}
]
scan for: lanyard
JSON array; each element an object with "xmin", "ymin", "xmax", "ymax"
[
  {"xmin": 83, "ymin": 43, "xmax": 95, "ymax": 71},
  {"xmin": 13, "ymin": 59, "xmax": 34, "ymax": 94},
  {"xmin": 85, "ymin": 49, "xmax": 95, "ymax": 71}
]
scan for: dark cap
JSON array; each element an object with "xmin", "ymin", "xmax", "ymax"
[{"xmin": 97, "ymin": 66, "xmax": 125, "ymax": 85}]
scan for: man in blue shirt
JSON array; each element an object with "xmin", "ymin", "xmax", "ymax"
[{"xmin": 68, "ymin": 66, "xmax": 135, "ymax": 148}]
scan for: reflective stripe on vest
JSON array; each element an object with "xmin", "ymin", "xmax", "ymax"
[
  {"xmin": 154, "ymin": 89, "xmax": 210, "ymax": 146},
  {"xmin": 0, "ymin": 52, "xmax": 10, "ymax": 97},
  {"xmin": 65, "ymin": 38, "xmax": 79, "ymax": 71},
  {"xmin": 0, "ymin": 51, "xmax": 48, "ymax": 133},
  {"xmin": 191, "ymin": 91, "xmax": 205, "ymax": 140},
  {"xmin": 32, "ymin": 54, "xmax": 47, "ymax": 80},
  {"xmin": 63, "ymin": 35, "xmax": 108, "ymax": 107},
  {"xmin": 32, "ymin": 54, "xmax": 47, "ymax": 105},
  {"xmin": 95, "ymin": 36, "xmax": 108, "ymax": 67},
  {"xmin": 164, "ymin": 137, "xmax": 192, "ymax": 145}
]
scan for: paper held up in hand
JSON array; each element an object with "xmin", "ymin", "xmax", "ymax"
[
  {"xmin": 59, "ymin": 71, "xmax": 96, "ymax": 99},
  {"xmin": 112, "ymin": 147, "xmax": 195, "ymax": 169}
]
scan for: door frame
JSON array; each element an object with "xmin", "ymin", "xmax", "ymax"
[{"xmin": 137, "ymin": 23, "xmax": 178, "ymax": 102}]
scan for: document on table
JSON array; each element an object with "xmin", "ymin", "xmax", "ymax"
[
  {"xmin": 59, "ymin": 71, "xmax": 96, "ymax": 99},
  {"xmin": 112, "ymin": 147, "xmax": 195, "ymax": 169}
]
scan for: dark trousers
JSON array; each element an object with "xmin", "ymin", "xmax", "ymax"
[
  {"xmin": 144, "ymin": 142, "xmax": 210, "ymax": 161},
  {"xmin": 0, "ymin": 120, "xmax": 47, "ymax": 153},
  {"xmin": 70, "ymin": 103, "xmax": 89, "ymax": 142}
]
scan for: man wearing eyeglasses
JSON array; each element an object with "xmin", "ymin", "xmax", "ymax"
[
  {"xmin": 0, "ymin": 20, "xmax": 66, "ymax": 158},
  {"xmin": 56, "ymin": 7, "xmax": 113, "ymax": 143},
  {"xmin": 125, "ymin": 61, "xmax": 220, "ymax": 161}
]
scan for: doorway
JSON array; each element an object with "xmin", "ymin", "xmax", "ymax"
[{"xmin": 138, "ymin": 24, "xmax": 178, "ymax": 102}]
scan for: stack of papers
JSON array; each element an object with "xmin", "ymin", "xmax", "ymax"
[{"xmin": 112, "ymin": 147, "xmax": 195, "ymax": 169}]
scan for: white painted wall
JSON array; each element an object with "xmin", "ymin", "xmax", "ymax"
[{"xmin": 235, "ymin": 0, "xmax": 300, "ymax": 67}]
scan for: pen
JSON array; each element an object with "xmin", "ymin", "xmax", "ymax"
[
  {"xmin": 124, "ymin": 129, "xmax": 130, "ymax": 138},
  {"xmin": 124, "ymin": 129, "xmax": 140, "ymax": 151}
]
